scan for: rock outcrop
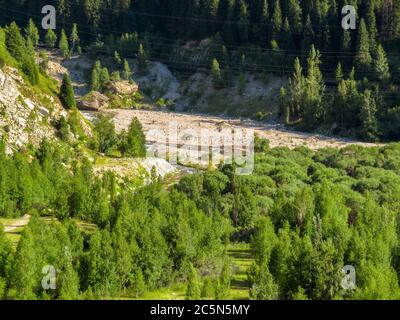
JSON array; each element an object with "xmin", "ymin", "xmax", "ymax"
[
  {"xmin": 78, "ymin": 91, "xmax": 110, "ymax": 111},
  {"xmin": 107, "ymin": 80, "xmax": 138, "ymax": 96},
  {"xmin": 0, "ymin": 66, "xmax": 66, "ymax": 153}
]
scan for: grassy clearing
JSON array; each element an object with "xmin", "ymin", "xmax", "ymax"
[
  {"xmin": 140, "ymin": 283, "xmax": 187, "ymax": 300},
  {"xmin": 0, "ymin": 216, "xmax": 29, "ymax": 250},
  {"xmin": 0, "ymin": 216, "xmax": 97, "ymax": 249},
  {"xmin": 227, "ymin": 243, "xmax": 253, "ymax": 300},
  {"xmin": 136, "ymin": 243, "xmax": 254, "ymax": 300}
]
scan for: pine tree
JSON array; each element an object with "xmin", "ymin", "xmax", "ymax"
[
  {"xmin": 91, "ymin": 60, "xmax": 102, "ymax": 91},
  {"xmin": 301, "ymin": 45, "xmax": 326, "ymax": 129},
  {"xmin": 288, "ymin": 57, "xmax": 304, "ymax": 118},
  {"xmin": 45, "ymin": 29, "xmax": 57, "ymax": 48},
  {"xmin": 335, "ymin": 62, "xmax": 344, "ymax": 82},
  {"xmin": 302, "ymin": 15, "xmax": 314, "ymax": 52},
  {"xmin": 111, "ymin": 71, "xmax": 121, "ymax": 81},
  {"xmin": 22, "ymin": 38, "xmax": 39, "ymax": 85},
  {"xmin": 137, "ymin": 44, "xmax": 148, "ymax": 75},
  {"xmin": 12, "ymin": 228, "xmax": 38, "ymax": 299},
  {"xmin": 5, "ymin": 22, "xmax": 25, "ymax": 61},
  {"xmin": 132, "ymin": 267, "xmax": 146, "ymax": 298},
  {"xmin": 100, "ymin": 67, "xmax": 110, "ymax": 90},
  {"xmin": 70, "ymin": 23, "xmax": 79, "ymax": 54},
  {"xmin": 281, "ymin": 17, "xmax": 294, "ymax": 50},
  {"xmin": 221, "ymin": 45, "xmax": 232, "ymax": 86},
  {"xmin": 279, "ymin": 87, "xmax": 290, "ymax": 125},
  {"xmin": 39, "ymin": 50, "xmax": 49, "ymax": 73},
  {"xmin": 119, "ymin": 117, "xmax": 146, "ymax": 157},
  {"xmin": 271, "ymin": 0, "xmax": 282, "ymax": 38},
  {"xmin": 366, "ymin": 2, "xmax": 378, "ymax": 55},
  {"xmin": 59, "ymin": 73, "xmax": 76, "ymax": 109},
  {"xmin": 185, "ymin": 263, "xmax": 201, "ymax": 300},
  {"xmin": 374, "ymin": 44, "xmax": 390, "ymax": 82},
  {"xmin": 25, "ymin": 18, "xmax": 39, "ymax": 47},
  {"xmin": 288, "ymin": 0, "xmax": 303, "ymax": 36},
  {"xmin": 59, "ymin": 29, "xmax": 69, "ymax": 58},
  {"xmin": 349, "ymin": 66, "xmax": 356, "ymax": 80},
  {"xmin": 122, "ymin": 59, "xmax": 132, "ymax": 80},
  {"xmin": 359, "ymin": 90, "xmax": 378, "ymax": 141},
  {"xmin": 237, "ymin": 0, "xmax": 249, "ymax": 43},
  {"xmin": 114, "ymin": 51, "xmax": 122, "ymax": 65},
  {"xmin": 355, "ymin": 19, "xmax": 372, "ymax": 73},
  {"xmin": 58, "ymin": 247, "xmax": 80, "ymax": 300},
  {"xmin": 341, "ymin": 30, "xmax": 351, "ymax": 54},
  {"xmin": 249, "ymin": 262, "xmax": 279, "ymax": 300},
  {"xmin": 211, "ymin": 58, "xmax": 223, "ymax": 89},
  {"xmin": 94, "ymin": 114, "xmax": 119, "ymax": 153}
]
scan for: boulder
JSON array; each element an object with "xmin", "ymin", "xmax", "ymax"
[
  {"xmin": 78, "ymin": 91, "xmax": 109, "ymax": 111},
  {"xmin": 107, "ymin": 80, "xmax": 138, "ymax": 96}
]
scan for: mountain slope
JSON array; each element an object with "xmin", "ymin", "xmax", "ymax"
[{"xmin": 0, "ymin": 65, "xmax": 66, "ymax": 152}]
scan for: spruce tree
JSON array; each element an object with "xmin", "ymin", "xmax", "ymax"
[
  {"xmin": 45, "ymin": 29, "xmax": 57, "ymax": 48},
  {"xmin": 122, "ymin": 59, "xmax": 132, "ymax": 80},
  {"xmin": 114, "ymin": 51, "xmax": 122, "ymax": 65},
  {"xmin": 302, "ymin": 15, "xmax": 314, "ymax": 52},
  {"xmin": 366, "ymin": 2, "xmax": 378, "ymax": 55},
  {"xmin": 288, "ymin": 57, "xmax": 304, "ymax": 118},
  {"xmin": 25, "ymin": 18, "xmax": 39, "ymax": 47},
  {"xmin": 185, "ymin": 264, "xmax": 201, "ymax": 300},
  {"xmin": 5, "ymin": 22, "xmax": 26, "ymax": 61},
  {"xmin": 119, "ymin": 117, "xmax": 146, "ymax": 157},
  {"xmin": 249, "ymin": 262, "xmax": 279, "ymax": 300},
  {"xmin": 279, "ymin": 86, "xmax": 290, "ymax": 125},
  {"xmin": 59, "ymin": 29, "xmax": 69, "ymax": 58},
  {"xmin": 70, "ymin": 23, "xmax": 79, "ymax": 54},
  {"xmin": 137, "ymin": 44, "xmax": 148, "ymax": 75},
  {"xmin": 211, "ymin": 58, "xmax": 223, "ymax": 89},
  {"xmin": 58, "ymin": 247, "xmax": 80, "ymax": 300},
  {"xmin": 302, "ymin": 45, "xmax": 326, "ymax": 129},
  {"xmin": 355, "ymin": 19, "xmax": 372, "ymax": 73},
  {"xmin": 288, "ymin": 0, "xmax": 303, "ymax": 36},
  {"xmin": 91, "ymin": 60, "xmax": 102, "ymax": 91},
  {"xmin": 374, "ymin": 45, "xmax": 390, "ymax": 82},
  {"xmin": 271, "ymin": 0, "xmax": 282, "ymax": 38},
  {"xmin": 59, "ymin": 73, "xmax": 76, "ymax": 109},
  {"xmin": 359, "ymin": 90, "xmax": 378, "ymax": 141},
  {"xmin": 335, "ymin": 62, "xmax": 344, "ymax": 82},
  {"xmin": 100, "ymin": 67, "xmax": 110, "ymax": 90},
  {"xmin": 341, "ymin": 30, "xmax": 351, "ymax": 54},
  {"xmin": 22, "ymin": 38, "xmax": 39, "ymax": 85}
]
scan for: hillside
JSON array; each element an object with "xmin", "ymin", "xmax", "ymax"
[
  {"xmin": 1, "ymin": 0, "xmax": 400, "ymax": 305},
  {"xmin": 0, "ymin": 65, "xmax": 64, "ymax": 152}
]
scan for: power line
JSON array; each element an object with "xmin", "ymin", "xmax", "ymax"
[{"xmin": 4, "ymin": 5, "xmax": 400, "ymax": 58}]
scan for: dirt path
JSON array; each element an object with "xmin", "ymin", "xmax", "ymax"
[
  {"xmin": 3, "ymin": 214, "xmax": 31, "ymax": 232},
  {"xmin": 110, "ymin": 109, "xmax": 381, "ymax": 151}
]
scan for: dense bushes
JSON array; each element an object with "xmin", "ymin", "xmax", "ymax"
[
  {"xmin": 92, "ymin": 113, "xmax": 146, "ymax": 157},
  {"xmin": 0, "ymin": 138, "xmax": 230, "ymax": 299},
  {"xmin": 2, "ymin": 136, "xmax": 400, "ymax": 299}
]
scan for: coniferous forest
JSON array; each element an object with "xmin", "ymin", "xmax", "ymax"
[
  {"xmin": 0, "ymin": 0, "xmax": 400, "ymax": 303},
  {"xmin": 2, "ymin": 0, "xmax": 400, "ymax": 140}
]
